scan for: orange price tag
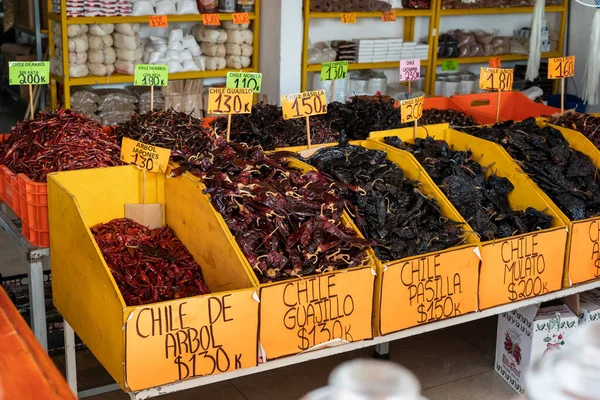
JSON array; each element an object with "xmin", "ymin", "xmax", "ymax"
[
  {"xmin": 489, "ymin": 57, "xmax": 501, "ymax": 69},
  {"xmin": 341, "ymin": 13, "xmax": 356, "ymax": 23},
  {"xmin": 382, "ymin": 10, "xmax": 396, "ymax": 22},
  {"xmin": 202, "ymin": 13, "xmax": 221, "ymax": 26},
  {"xmin": 232, "ymin": 12, "xmax": 250, "ymax": 24},
  {"xmin": 149, "ymin": 15, "xmax": 168, "ymax": 28}
]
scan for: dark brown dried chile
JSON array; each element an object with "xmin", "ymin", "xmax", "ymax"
[
  {"xmin": 549, "ymin": 111, "xmax": 600, "ymax": 149},
  {"xmin": 91, "ymin": 218, "xmax": 210, "ymax": 306},
  {"xmin": 384, "ymin": 136, "xmax": 553, "ymax": 240},
  {"xmin": 460, "ymin": 117, "xmax": 600, "ymax": 221},
  {"xmin": 307, "ymin": 144, "xmax": 465, "ymax": 261}
]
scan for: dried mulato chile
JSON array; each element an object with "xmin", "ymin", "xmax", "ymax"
[
  {"xmin": 549, "ymin": 111, "xmax": 600, "ymax": 149},
  {"xmin": 384, "ymin": 135, "xmax": 553, "ymax": 240},
  {"xmin": 460, "ymin": 117, "xmax": 600, "ymax": 221},
  {"xmin": 307, "ymin": 143, "xmax": 465, "ymax": 261},
  {"xmin": 91, "ymin": 218, "xmax": 210, "ymax": 306}
]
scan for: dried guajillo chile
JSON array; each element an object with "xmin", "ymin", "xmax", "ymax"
[
  {"xmin": 384, "ymin": 136, "xmax": 553, "ymax": 240},
  {"xmin": 307, "ymin": 143, "xmax": 465, "ymax": 261},
  {"xmin": 460, "ymin": 117, "xmax": 600, "ymax": 221},
  {"xmin": 549, "ymin": 111, "xmax": 600, "ymax": 148},
  {"xmin": 91, "ymin": 218, "xmax": 210, "ymax": 306},
  {"xmin": 0, "ymin": 109, "xmax": 123, "ymax": 182},
  {"xmin": 117, "ymin": 110, "xmax": 373, "ymax": 282},
  {"xmin": 213, "ymin": 103, "xmax": 339, "ymax": 150}
]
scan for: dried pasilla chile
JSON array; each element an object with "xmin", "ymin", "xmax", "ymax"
[
  {"xmin": 0, "ymin": 109, "xmax": 123, "ymax": 182},
  {"xmin": 213, "ymin": 103, "xmax": 338, "ymax": 150},
  {"xmin": 91, "ymin": 218, "xmax": 210, "ymax": 306},
  {"xmin": 385, "ymin": 136, "xmax": 553, "ymax": 240},
  {"xmin": 549, "ymin": 111, "xmax": 600, "ymax": 149},
  {"xmin": 400, "ymin": 108, "xmax": 477, "ymax": 128},
  {"xmin": 307, "ymin": 144, "xmax": 465, "ymax": 261},
  {"xmin": 461, "ymin": 117, "xmax": 600, "ymax": 221},
  {"xmin": 115, "ymin": 109, "xmax": 215, "ymax": 165}
]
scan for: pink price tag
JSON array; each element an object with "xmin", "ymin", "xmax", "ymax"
[{"xmin": 400, "ymin": 59, "xmax": 421, "ymax": 82}]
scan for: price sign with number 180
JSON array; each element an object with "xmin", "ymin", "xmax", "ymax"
[{"xmin": 479, "ymin": 67, "xmax": 513, "ymax": 92}]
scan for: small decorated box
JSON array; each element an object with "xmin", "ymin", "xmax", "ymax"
[{"xmin": 579, "ymin": 289, "xmax": 600, "ymax": 325}]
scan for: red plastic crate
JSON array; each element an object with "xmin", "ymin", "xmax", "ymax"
[
  {"xmin": 423, "ymin": 96, "xmax": 463, "ymax": 111},
  {"xmin": 17, "ymin": 173, "xmax": 48, "ymax": 238},
  {"xmin": 451, "ymin": 92, "xmax": 560, "ymax": 124},
  {"xmin": 22, "ymin": 219, "xmax": 49, "ymax": 248},
  {"xmin": 0, "ymin": 165, "xmax": 21, "ymax": 217}
]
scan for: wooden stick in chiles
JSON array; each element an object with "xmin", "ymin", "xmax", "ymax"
[
  {"xmin": 548, "ymin": 56, "xmax": 575, "ymax": 114},
  {"xmin": 225, "ymin": 71, "xmax": 263, "ymax": 142},
  {"xmin": 134, "ymin": 64, "xmax": 169, "ymax": 112},
  {"xmin": 479, "ymin": 67, "xmax": 514, "ymax": 123},
  {"xmin": 281, "ymin": 90, "xmax": 328, "ymax": 149},
  {"xmin": 208, "ymin": 87, "xmax": 254, "ymax": 142},
  {"xmin": 9, "ymin": 61, "xmax": 49, "ymax": 120},
  {"xmin": 400, "ymin": 95, "xmax": 424, "ymax": 140}
]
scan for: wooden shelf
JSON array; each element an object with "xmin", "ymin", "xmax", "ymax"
[
  {"xmin": 309, "ymin": 9, "xmax": 433, "ymax": 18},
  {"xmin": 436, "ymin": 52, "xmax": 562, "ymax": 65},
  {"xmin": 52, "ymin": 68, "xmax": 258, "ymax": 86},
  {"xmin": 306, "ymin": 61, "xmax": 429, "ymax": 72},
  {"xmin": 439, "ymin": 5, "xmax": 565, "ymax": 14},
  {"xmin": 48, "ymin": 12, "xmax": 256, "ymax": 25}
]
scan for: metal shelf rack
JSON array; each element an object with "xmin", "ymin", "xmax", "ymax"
[{"xmin": 48, "ymin": 0, "xmax": 261, "ymax": 109}]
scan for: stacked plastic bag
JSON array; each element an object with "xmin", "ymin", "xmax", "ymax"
[
  {"xmin": 192, "ymin": 21, "xmax": 253, "ymax": 71},
  {"xmin": 88, "ymin": 24, "xmax": 116, "ymax": 76},
  {"xmin": 51, "ymin": 22, "xmax": 90, "ymax": 77},
  {"xmin": 131, "ymin": 0, "xmax": 199, "ymax": 15},
  {"xmin": 144, "ymin": 28, "xmax": 203, "ymax": 72},
  {"xmin": 51, "ymin": 0, "xmax": 133, "ymax": 17},
  {"xmin": 113, "ymin": 23, "xmax": 144, "ymax": 75}
]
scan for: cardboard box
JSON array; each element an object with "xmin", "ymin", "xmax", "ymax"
[
  {"xmin": 1, "ymin": 43, "xmax": 36, "ymax": 100},
  {"xmin": 579, "ymin": 289, "xmax": 600, "ymax": 324},
  {"xmin": 495, "ymin": 304, "xmax": 578, "ymax": 394},
  {"xmin": 14, "ymin": 0, "xmax": 48, "ymax": 31}
]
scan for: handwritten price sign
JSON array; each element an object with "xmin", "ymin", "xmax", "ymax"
[
  {"xmin": 479, "ymin": 67, "xmax": 514, "ymax": 91},
  {"xmin": 8, "ymin": 61, "xmax": 49, "ymax": 85},
  {"xmin": 320, "ymin": 61, "xmax": 348, "ymax": 81},
  {"xmin": 442, "ymin": 60, "xmax": 458, "ymax": 71},
  {"xmin": 232, "ymin": 12, "xmax": 250, "ymax": 24},
  {"xmin": 134, "ymin": 64, "xmax": 168, "ymax": 86},
  {"xmin": 207, "ymin": 87, "xmax": 253, "ymax": 114},
  {"xmin": 341, "ymin": 13, "xmax": 356, "ymax": 23},
  {"xmin": 400, "ymin": 95, "xmax": 424, "ymax": 123},
  {"xmin": 489, "ymin": 57, "xmax": 501, "ymax": 69},
  {"xmin": 121, "ymin": 137, "xmax": 171, "ymax": 174},
  {"xmin": 548, "ymin": 56, "xmax": 575, "ymax": 79},
  {"xmin": 226, "ymin": 72, "xmax": 262, "ymax": 93},
  {"xmin": 382, "ymin": 10, "xmax": 396, "ymax": 22},
  {"xmin": 149, "ymin": 15, "xmax": 168, "ymax": 28},
  {"xmin": 281, "ymin": 90, "xmax": 327, "ymax": 120},
  {"xmin": 400, "ymin": 59, "xmax": 420, "ymax": 82},
  {"xmin": 203, "ymin": 13, "xmax": 221, "ymax": 26}
]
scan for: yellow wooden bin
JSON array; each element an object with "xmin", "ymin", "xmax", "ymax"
[
  {"xmin": 297, "ymin": 140, "xmax": 481, "ymax": 337},
  {"xmin": 540, "ymin": 120, "xmax": 600, "ymax": 285},
  {"xmin": 48, "ymin": 165, "xmax": 260, "ymax": 392},
  {"xmin": 368, "ymin": 124, "xmax": 569, "ymax": 310},
  {"xmin": 180, "ymin": 158, "xmax": 378, "ymax": 361}
]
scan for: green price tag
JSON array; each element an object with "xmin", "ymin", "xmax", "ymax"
[
  {"xmin": 9, "ymin": 61, "xmax": 50, "ymax": 85},
  {"xmin": 320, "ymin": 61, "xmax": 349, "ymax": 81},
  {"xmin": 442, "ymin": 60, "xmax": 458, "ymax": 72},
  {"xmin": 226, "ymin": 72, "xmax": 262, "ymax": 93},
  {"xmin": 134, "ymin": 64, "xmax": 169, "ymax": 86}
]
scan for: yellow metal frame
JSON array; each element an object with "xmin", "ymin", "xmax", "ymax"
[
  {"xmin": 300, "ymin": 0, "xmax": 437, "ymax": 93},
  {"xmin": 430, "ymin": 1, "xmax": 570, "ymax": 94},
  {"xmin": 49, "ymin": 0, "xmax": 261, "ymax": 109}
]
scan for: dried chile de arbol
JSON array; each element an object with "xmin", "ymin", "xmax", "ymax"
[
  {"xmin": 0, "ymin": 109, "xmax": 123, "ymax": 182},
  {"xmin": 549, "ymin": 111, "xmax": 600, "ymax": 149},
  {"xmin": 117, "ymin": 110, "xmax": 373, "ymax": 282},
  {"xmin": 307, "ymin": 144, "xmax": 465, "ymax": 261},
  {"xmin": 384, "ymin": 136, "xmax": 553, "ymax": 240},
  {"xmin": 91, "ymin": 218, "xmax": 210, "ymax": 306},
  {"xmin": 460, "ymin": 117, "xmax": 600, "ymax": 221}
]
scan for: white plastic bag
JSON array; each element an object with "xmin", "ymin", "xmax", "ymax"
[
  {"xmin": 167, "ymin": 60, "xmax": 183, "ymax": 73},
  {"xmin": 193, "ymin": 26, "xmax": 227, "ymax": 43},
  {"xmin": 179, "ymin": 50, "xmax": 193, "ymax": 61},
  {"xmin": 226, "ymin": 55, "xmax": 250, "ymax": 69},
  {"xmin": 113, "ymin": 33, "xmax": 140, "ymax": 50},
  {"xmin": 182, "ymin": 59, "xmax": 199, "ymax": 71},
  {"xmin": 88, "ymin": 34, "xmax": 114, "ymax": 50},
  {"xmin": 200, "ymin": 42, "xmax": 225, "ymax": 57},
  {"xmin": 87, "ymin": 63, "xmax": 116, "ymax": 76},
  {"xmin": 176, "ymin": 0, "xmax": 198, "ymax": 14},
  {"xmin": 165, "ymin": 49, "xmax": 181, "ymax": 61},
  {"xmin": 205, "ymin": 56, "xmax": 225, "ymax": 70},
  {"xmin": 168, "ymin": 29, "xmax": 184, "ymax": 44},
  {"xmin": 67, "ymin": 24, "xmax": 89, "ymax": 37},
  {"xmin": 88, "ymin": 48, "xmax": 117, "ymax": 64},
  {"xmin": 156, "ymin": 0, "xmax": 176, "ymax": 14},
  {"xmin": 189, "ymin": 45, "xmax": 201, "ymax": 57},
  {"xmin": 132, "ymin": 0, "xmax": 154, "ymax": 15},
  {"xmin": 70, "ymin": 63, "xmax": 89, "ymax": 77},
  {"xmin": 89, "ymin": 24, "xmax": 115, "ymax": 36},
  {"xmin": 148, "ymin": 51, "xmax": 165, "ymax": 64},
  {"xmin": 116, "ymin": 48, "xmax": 137, "ymax": 61},
  {"xmin": 167, "ymin": 41, "xmax": 184, "ymax": 51},
  {"xmin": 182, "ymin": 35, "xmax": 197, "ymax": 49},
  {"xmin": 114, "ymin": 23, "xmax": 141, "ymax": 36},
  {"xmin": 194, "ymin": 56, "xmax": 206, "ymax": 71},
  {"xmin": 583, "ymin": 9, "xmax": 600, "ymax": 105},
  {"xmin": 114, "ymin": 60, "xmax": 135, "ymax": 75},
  {"xmin": 69, "ymin": 51, "xmax": 88, "ymax": 65}
]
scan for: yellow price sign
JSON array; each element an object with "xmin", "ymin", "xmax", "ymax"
[
  {"xmin": 281, "ymin": 90, "xmax": 327, "ymax": 120},
  {"xmin": 548, "ymin": 56, "xmax": 575, "ymax": 79},
  {"xmin": 400, "ymin": 95, "xmax": 424, "ymax": 124},
  {"xmin": 479, "ymin": 67, "xmax": 513, "ymax": 91},
  {"xmin": 341, "ymin": 13, "xmax": 356, "ymax": 23},
  {"xmin": 207, "ymin": 87, "xmax": 253, "ymax": 114},
  {"xmin": 120, "ymin": 137, "xmax": 171, "ymax": 174}
]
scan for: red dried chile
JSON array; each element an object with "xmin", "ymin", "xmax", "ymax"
[
  {"xmin": 0, "ymin": 109, "xmax": 123, "ymax": 182},
  {"xmin": 91, "ymin": 218, "xmax": 210, "ymax": 306}
]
